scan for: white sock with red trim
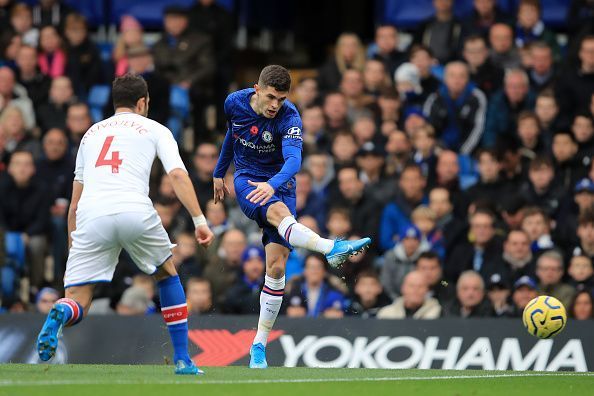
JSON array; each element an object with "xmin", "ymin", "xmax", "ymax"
[
  {"xmin": 253, "ymin": 275, "xmax": 285, "ymax": 346},
  {"xmin": 277, "ymin": 216, "xmax": 334, "ymax": 254}
]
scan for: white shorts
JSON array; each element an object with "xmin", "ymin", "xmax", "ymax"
[{"xmin": 63, "ymin": 210, "xmax": 175, "ymax": 288}]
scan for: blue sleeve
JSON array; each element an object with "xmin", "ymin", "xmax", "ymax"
[
  {"xmin": 267, "ymin": 114, "xmax": 303, "ymax": 190},
  {"xmin": 213, "ymin": 95, "xmax": 235, "ymax": 178},
  {"xmin": 213, "ymin": 129, "xmax": 234, "ymax": 178}
]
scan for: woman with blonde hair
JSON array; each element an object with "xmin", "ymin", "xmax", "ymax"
[
  {"xmin": 317, "ymin": 32, "xmax": 366, "ymax": 94},
  {"xmin": 0, "ymin": 105, "xmax": 41, "ymax": 159}
]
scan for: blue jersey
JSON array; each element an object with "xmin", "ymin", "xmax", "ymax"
[{"xmin": 213, "ymin": 88, "xmax": 303, "ymax": 191}]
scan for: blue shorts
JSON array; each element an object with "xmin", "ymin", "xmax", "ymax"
[{"xmin": 234, "ymin": 174, "xmax": 296, "ymax": 249}]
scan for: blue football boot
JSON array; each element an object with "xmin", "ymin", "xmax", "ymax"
[
  {"xmin": 37, "ymin": 304, "xmax": 66, "ymax": 361},
  {"xmin": 326, "ymin": 237, "xmax": 372, "ymax": 268},
  {"xmin": 249, "ymin": 343, "xmax": 268, "ymax": 369}
]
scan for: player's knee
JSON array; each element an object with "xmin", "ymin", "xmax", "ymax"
[{"xmin": 266, "ymin": 203, "xmax": 291, "ymax": 226}]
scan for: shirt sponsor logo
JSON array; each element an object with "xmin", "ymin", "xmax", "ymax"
[
  {"xmin": 238, "ymin": 137, "xmax": 276, "ymax": 153},
  {"xmin": 284, "ymin": 126, "xmax": 302, "ymax": 140}
]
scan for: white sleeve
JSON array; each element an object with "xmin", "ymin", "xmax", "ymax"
[
  {"xmin": 74, "ymin": 144, "xmax": 85, "ymax": 183},
  {"xmin": 156, "ymin": 127, "xmax": 187, "ymax": 174}
]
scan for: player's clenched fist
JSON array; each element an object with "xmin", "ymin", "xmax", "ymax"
[
  {"xmin": 246, "ymin": 180, "xmax": 274, "ymax": 205},
  {"xmin": 213, "ymin": 177, "xmax": 230, "ymax": 204},
  {"xmin": 195, "ymin": 224, "xmax": 215, "ymax": 248}
]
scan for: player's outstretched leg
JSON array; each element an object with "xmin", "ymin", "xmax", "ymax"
[
  {"xmin": 250, "ymin": 244, "xmax": 286, "ymax": 369},
  {"xmin": 274, "ymin": 208, "xmax": 372, "ymax": 267},
  {"xmin": 157, "ymin": 274, "xmax": 204, "ymax": 375},
  {"xmin": 37, "ymin": 297, "xmax": 84, "ymax": 361}
]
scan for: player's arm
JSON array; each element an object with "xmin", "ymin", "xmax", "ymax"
[
  {"xmin": 157, "ymin": 130, "xmax": 214, "ymax": 248},
  {"xmin": 67, "ymin": 181, "xmax": 83, "ymax": 249},
  {"xmin": 248, "ymin": 122, "xmax": 303, "ymax": 206},
  {"xmin": 213, "ymin": 128, "xmax": 233, "ymax": 203}
]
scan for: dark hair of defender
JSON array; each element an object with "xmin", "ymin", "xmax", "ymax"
[
  {"xmin": 112, "ymin": 73, "xmax": 148, "ymax": 110},
  {"xmin": 258, "ymin": 65, "xmax": 291, "ymax": 92}
]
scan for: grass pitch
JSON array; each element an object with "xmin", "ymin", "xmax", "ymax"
[{"xmin": 0, "ymin": 364, "xmax": 593, "ymax": 396}]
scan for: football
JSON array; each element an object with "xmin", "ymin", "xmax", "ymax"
[{"xmin": 522, "ymin": 295, "xmax": 567, "ymax": 339}]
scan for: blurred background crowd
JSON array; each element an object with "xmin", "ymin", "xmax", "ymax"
[{"xmin": 1, "ymin": 0, "xmax": 594, "ymax": 322}]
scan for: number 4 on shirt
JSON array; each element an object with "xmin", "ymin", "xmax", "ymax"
[{"xmin": 95, "ymin": 136, "xmax": 122, "ymax": 173}]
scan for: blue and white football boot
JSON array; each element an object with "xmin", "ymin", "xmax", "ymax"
[
  {"xmin": 37, "ymin": 304, "xmax": 66, "ymax": 361},
  {"xmin": 249, "ymin": 343, "xmax": 268, "ymax": 369},
  {"xmin": 174, "ymin": 360, "xmax": 205, "ymax": 375},
  {"xmin": 326, "ymin": 237, "xmax": 372, "ymax": 268}
]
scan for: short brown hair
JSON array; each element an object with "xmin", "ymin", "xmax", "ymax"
[
  {"xmin": 112, "ymin": 73, "xmax": 148, "ymax": 109},
  {"xmin": 579, "ymin": 210, "xmax": 594, "ymax": 227},
  {"xmin": 258, "ymin": 65, "xmax": 291, "ymax": 92},
  {"xmin": 529, "ymin": 155, "xmax": 553, "ymax": 171}
]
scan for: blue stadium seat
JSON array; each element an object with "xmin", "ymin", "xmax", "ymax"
[
  {"xmin": 88, "ymin": 84, "xmax": 111, "ymax": 123},
  {"xmin": 168, "ymin": 85, "xmax": 190, "ymax": 142},
  {"xmin": 459, "ymin": 174, "xmax": 479, "ymax": 190},
  {"xmin": 458, "ymin": 154, "xmax": 478, "ymax": 176}
]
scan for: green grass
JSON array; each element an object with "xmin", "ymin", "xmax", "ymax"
[{"xmin": 1, "ymin": 364, "xmax": 593, "ymax": 396}]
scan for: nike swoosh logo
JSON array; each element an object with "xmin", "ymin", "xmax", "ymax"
[
  {"xmin": 332, "ymin": 245, "xmax": 353, "ymax": 256},
  {"xmin": 232, "ymin": 123, "xmax": 244, "ymax": 127}
]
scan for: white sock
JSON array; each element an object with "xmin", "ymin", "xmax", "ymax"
[
  {"xmin": 253, "ymin": 275, "xmax": 285, "ymax": 346},
  {"xmin": 277, "ymin": 216, "xmax": 334, "ymax": 254}
]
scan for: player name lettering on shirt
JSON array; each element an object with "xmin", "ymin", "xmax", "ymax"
[{"xmin": 85, "ymin": 119, "xmax": 148, "ymax": 141}]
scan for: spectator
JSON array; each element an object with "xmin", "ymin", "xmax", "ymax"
[
  {"xmin": 285, "ymin": 253, "xmax": 346, "ymax": 318},
  {"xmin": 0, "ymin": 66, "xmax": 36, "ymax": 129},
  {"xmin": 301, "ymin": 105, "xmax": 329, "ymax": 154},
  {"xmin": 521, "ymin": 206, "xmax": 555, "ymax": 254},
  {"xmin": 346, "ymin": 271, "xmax": 392, "ymax": 318},
  {"xmin": 417, "ymin": 251, "xmax": 456, "ymax": 305},
  {"xmin": 355, "ymin": 141, "xmax": 389, "ymax": 192},
  {"xmin": 429, "ymin": 150, "xmax": 462, "ymax": 202},
  {"xmin": 573, "ymin": 210, "xmax": 594, "ymax": 260},
  {"xmin": 35, "ymin": 286, "xmax": 58, "ymax": 314},
  {"xmin": 411, "ymin": 124, "xmax": 438, "ymax": 177},
  {"xmin": 568, "ymin": 254, "xmax": 594, "ymax": 292},
  {"xmin": 486, "ymin": 273, "xmax": 512, "ymax": 316},
  {"xmin": 339, "ymin": 69, "xmax": 374, "ymax": 117},
  {"xmin": 31, "ymin": 0, "xmax": 72, "ymax": 29},
  {"xmin": 557, "ymin": 36, "xmax": 594, "ymax": 125},
  {"xmin": 154, "ymin": 196, "xmax": 187, "ymax": 237},
  {"xmin": 461, "ymin": 0, "xmax": 512, "ymax": 38},
  {"xmin": 223, "ymin": 246, "xmax": 265, "ymax": 314},
  {"xmin": 423, "ymin": 61, "xmax": 487, "ymax": 154},
  {"xmin": 0, "ymin": 151, "xmax": 49, "ymax": 294},
  {"xmin": 116, "ymin": 286, "xmax": 151, "ymax": 316},
  {"xmin": 322, "ymin": 92, "xmax": 349, "ymax": 134},
  {"xmin": 352, "ymin": 115, "xmax": 377, "ymax": 149},
  {"xmin": 15, "ymin": 45, "xmax": 50, "ymax": 109},
  {"xmin": 445, "ymin": 208, "xmax": 503, "ymax": 283},
  {"xmin": 488, "ymin": 23, "xmax": 521, "ymax": 70},
  {"xmin": 444, "ymin": 270, "xmax": 494, "ymax": 317},
  {"xmin": 335, "ymin": 166, "xmax": 382, "ymax": 244},
  {"xmin": 295, "ymin": 170, "xmax": 326, "ymax": 230},
  {"xmin": 462, "ymin": 35, "xmax": 504, "ymax": 97},
  {"xmin": 528, "ymin": 42, "xmax": 557, "ymax": 92},
  {"xmin": 186, "ymin": 277, "xmax": 216, "ymax": 315},
  {"xmin": 380, "ymin": 164, "xmax": 427, "ymax": 251},
  {"xmin": 0, "ymin": 105, "xmax": 41, "ymax": 160},
  {"xmin": 520, "ymin": 156, "xmax": 565, "ymax": 216},
  {"xmin": 509, "ymin": 275, "xmax": 539, "ymax": 316},
  {"xmin": 202, "ymin": 229, "xmax": 246, "ymax": 306},
  {"xmin": 369, "ymin": 24, "xmax": 406, "ymax": 80},
  {"xmin": 381, "ymin": 225, "xmax": 430, "ymax": 299},
  {"xmin": 303, "ymin": 151, "xmax": 334, "ymax": 200},
  {"xmin": 294, "ymin": 78, "xmax": 319, "ymax": 113},
  {"xmin": 551, "ymin": 131, "xmax": 582, "ymax": 191},
  {"xmin": 572, "ymin": 114, "xmax": 594, "ymax": 165},
  {"xmin": 515, "ymin": 0, "xmax": 559, "ymax": 54},
  {"xmin": 330, "ymin": 131, "xmax": 357, "ymax": 168},
  {"xmin": 205, "ymin": 199, "xmax": 230, "ymax": 238},
  {"xmin": 113, "ymin": 15, "xmax": 144, "ymax": 77},
  {"xmin": 377, "ymin": 270, "xmax": 442, "ymax": 319},
  {"xmin": 428, "ymin": 187, "xmax": 466, "ymax": 255},
  {"xmin": 10, "ymin": 3, "xmax": 38, "ymax": 47},
  {"xmin": 363, "ymin": 59, "xmax": 391, "ymax": 98},
  {"xmin": 325, "ymin": 207, "xmax": 351, "ymax": 240},
  {"xmin": 36, "ymin": 76, "xmax": 73, "ymax": 133},
  {"xmin": 385, "ymin": 129, "xmax": 413, "ymax": 178},
  {"xmin": 484, "ymin": 69, "xmax": 536, "ymax": 147},
  {"xmin": 414, "ymin": 0, "xmax": 462, "ymax": 64},
  {"xmin": 64, "ymin": 101, "xmax": 91, "ymax": 155},
  {"xmin": 535, "ymin": 89, "xmax": 562, "ymax": 139},
  {"xmin": 516, "ymin": 111, "xmax": 547, "ymax": 163},
  {"xmin": 174, "ymin": 232, "xmax": 202, "ymax": 286},
  {"xmin": 36, "ymin": 128, "xmax": 72, "ymax": 281},
  {"xmin": 409, "ymin": 45, "xmax": 440, "ymax": 102},
  {"xmin": 466, "ymin": 149, "xmax": 510, "ymax": 207},
  {"xmin": 500, "ymin": 229, "xmax": 535, "ymax": 281},
  {"xmin": 569, "ymin": 290, "xmax": 594, "ymax": 320},
  {"xmin": 37, "ymin": 25, "xmax": 65, "ymax": 78},
  {"xmin": 63, "ymin": 13, "xmax": 101, "ymax": 97},
  {"xmin": 152, "ymin": 6, "xmax": 215, "ymax": 140},
  {"xmin": 317, "ymin": 33, "xmax": 365, "ymax": 95},
  {"xmin": 555, "ymin": 178, "xmax": 594, "ymax": 250},
  {"xmin": 395, "ymin": 62, "xmax": 425, "ymax": 116},
  {"xmin": 535, "ymin": 249, "xmax": 576, "ymax": 308},
  {"xmin": 190, "ymin": 143, "xmax": 218, "ymax": 210}
]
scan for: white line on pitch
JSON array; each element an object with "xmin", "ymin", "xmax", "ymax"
[{"xmin": 0, "ymin": 372, "xmax": 593, "ymax": 387}]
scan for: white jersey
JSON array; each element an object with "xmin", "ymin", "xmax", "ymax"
[{"xmin": 73, "ymin": 112, "xmax": 186, "ymax": 221}]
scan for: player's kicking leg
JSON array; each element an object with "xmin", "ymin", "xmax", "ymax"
[
  {"xmin": 37, "ymin": 285, "xmax": 92, "ymax": 361},
  {"xmin": 250, "ymin": 242, "xmax": 288, "ymax": 368},
  {"xmin": 267, "ymin": 202, "xmax": 372, "ymax": 267},
  {"xmin": 153, "ymin": 258, "xmax": 203, "ymax": 375}
]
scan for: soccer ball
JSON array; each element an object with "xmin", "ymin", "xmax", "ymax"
[{"xmin": 522, "ymin": 295, "xmax": 567, "ymax": 339}]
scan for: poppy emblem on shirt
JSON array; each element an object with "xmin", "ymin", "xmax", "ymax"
[{"xmin": 250, "ymin": 126, "xmax": 259, "ymax": 135}]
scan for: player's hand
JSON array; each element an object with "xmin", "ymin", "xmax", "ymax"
[
  {"xmin": 246, "ymin": 180, "xmax": 274, "ymax": 206},
  {"xmin": 195, "ymin": 224, "xmax": 215, "ymax": 248},
  {"xmin": 213, "ymin": 177, "xmax": 230, "ymax": 204}
]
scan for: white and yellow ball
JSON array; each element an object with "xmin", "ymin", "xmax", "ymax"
[{"xmin": 522, "ymin": 295, "xmax": 567, "ymax": 339}]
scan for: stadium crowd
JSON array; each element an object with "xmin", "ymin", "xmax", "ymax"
[{"xmin": 1, "ymin": 0, "xmax": 594, "ymax": 322}]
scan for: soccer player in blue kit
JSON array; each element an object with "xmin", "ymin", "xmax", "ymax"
[{"xmin": 213, "ymin": 65, "xmax": 371, "ymax": 368}]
